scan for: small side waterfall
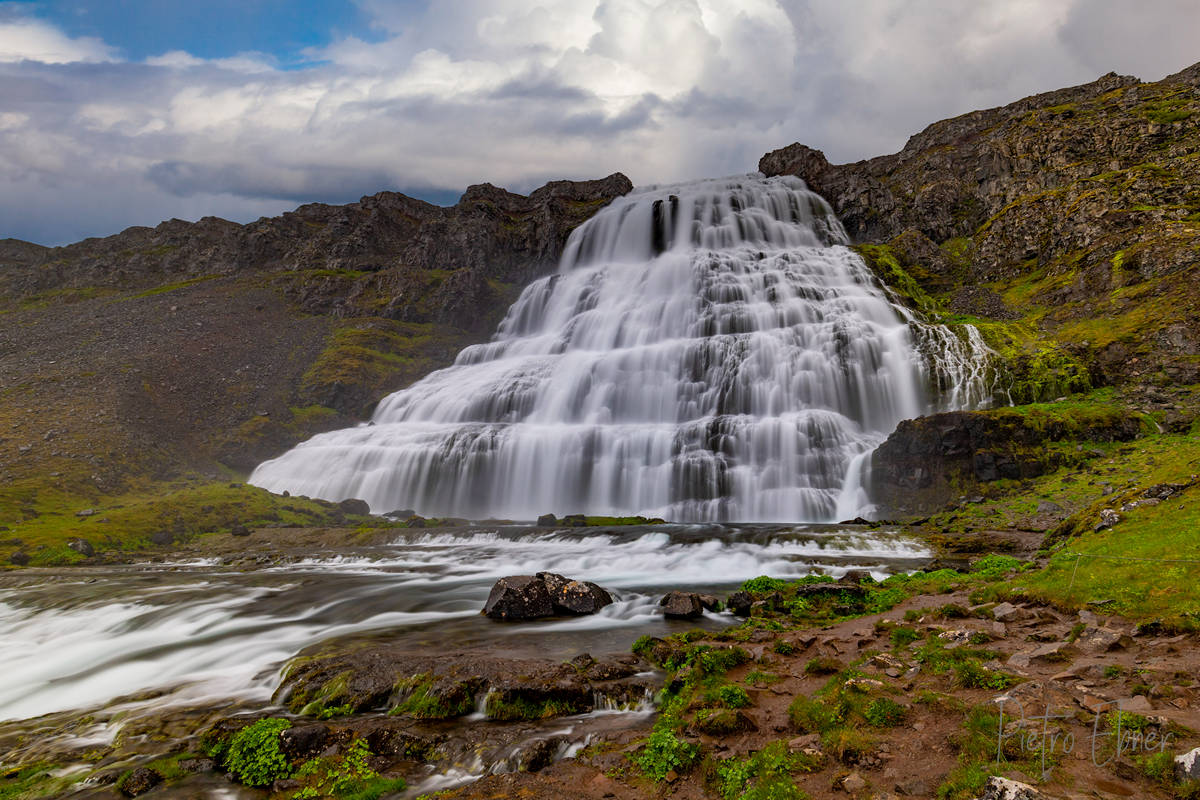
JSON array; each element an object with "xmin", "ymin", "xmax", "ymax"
[{"xmin": 250, "ymin": 175, "xmax": 991, "ymax": 521}]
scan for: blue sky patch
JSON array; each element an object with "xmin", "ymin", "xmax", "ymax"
[{"xmin": 4, "ymin": 0, "xmax": 394, "ymax": 65}]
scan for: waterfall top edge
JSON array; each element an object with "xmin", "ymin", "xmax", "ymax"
[{"xmin": 560, "ymin": 173, "xmax": 848, "ymax": 270}]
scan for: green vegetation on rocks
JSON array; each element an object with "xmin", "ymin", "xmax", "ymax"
[{"xmin": 225, "ymin": 718, "xmax": 293, "ymax": 787}]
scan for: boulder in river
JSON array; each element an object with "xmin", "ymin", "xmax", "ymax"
[
  {"xmin": 484, "ymin": 573, "xmax": 614, "ymax": 620},
  {"xmin": 484, "ymin": 575, "xmax": 555, "ymax": 620},
  {"xmin": 536, "ymin": 513, "xmax": 558, "ymax": 527},
  {"xmin": 660, "ymin": 591, "xmax": 704, "ymax": 619},
  {"xmin": 537, "ymin": 571, "xmax": 613, "ymax": 615}
]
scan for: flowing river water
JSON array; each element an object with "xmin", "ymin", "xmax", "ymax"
[{"xmin": 0, "ymin": 523, "xmax": 930, "ymax": 795}]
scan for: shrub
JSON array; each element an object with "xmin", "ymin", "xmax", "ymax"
[
  {"xmin": 972, "ymin": 554, "xmax": 1022, "ymax": 579},
  {"xmin": 787, "ymin": 696, "xmax": 838, "ymax": 735},
  {"xmin": 226, "ymin": 718, "xmax": 292, "ymax": 787},
  {"xmin": 745, "ymin": 670, "xmax": 781, "ymax": 688},
  {"xmin": 937, "ymin": 604, "xmax": 971, "ymax": 619},
  {"xmin": 890, "ymin": 626, "xmax": 919, "ymax": 649},
  {"xmin": 634, "ymin": 723, "xmax": 700, "ymax": 781},
  {"xmin": 715, "ymin": 685, "xmax": 752, "ymax": 709},
  {"xmin": 741, "ymin": 576, "xmax": 787, "ymax": 593},
  {"xmin": 803, "ymin": 656, "xmax": 843, "ymax": 676},
  {"xmin": 293, "ymin": 738, "xmax": 406, "ymax": 800},
  {"xmin": 953, "ymin": 660, "xmax": 1017, "ymax": 690},
  {"xmin": 1136, "ymin": 750, "xmax": 1176, "ymax": 784},
  {"xmin": 666, "ymin": 645, "xmax": 751, "ymax": 675},
  {"xmin": 864, "ymin": 697, "xmax": 907, "ymax": 728},
  {"xmin": 773, "ymin": 640, "xmax": 797, "ymax": 655},
  {"xmin": 715, "ymin": 741, "xmax": 813, "ymax": 800}
]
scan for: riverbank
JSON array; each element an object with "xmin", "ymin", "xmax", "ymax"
[{"xmin": 3, "ymin": 530, "xmax": 1198, "ymax": 800}]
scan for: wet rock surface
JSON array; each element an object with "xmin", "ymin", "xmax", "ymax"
[
  {"xmin": 483, "ymin": 575, "xmax": 555, "ymax": 621},
  {"xmin": 276, "ymin": 645, "xmax": 657, "ymax": 719},
  {"xmin": 483, "ymin": 572, "xmax": 614, "ymax": 620},
  {"xmin": 659, "ymin": 590, "xmax": 705, "ymax": 619},
  {"xmin": 117, "ymin": 767, "xmax": 162, "ymax": 797}
]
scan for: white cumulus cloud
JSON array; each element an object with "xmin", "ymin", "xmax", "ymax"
[{"xmin": 0, "ymin": 0, "xmax": 1197, "ymax": 245}]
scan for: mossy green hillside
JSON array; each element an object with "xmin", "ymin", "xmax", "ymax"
[
  {"xmin": 854, "ymin": 243, "xmax": 1093, "ymax": 405},
  {"xmin": 0, "ymin": 477, "xmax": 384, "ymax": 566}
]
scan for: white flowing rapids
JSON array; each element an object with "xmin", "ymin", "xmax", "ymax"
[{"xmin": 250, "ymin": 174, "xmax": 990, "ymax": 521}]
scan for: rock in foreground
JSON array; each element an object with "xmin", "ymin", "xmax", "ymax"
[
  {"xmin": 483, "ymin": 573, "xmax": 613, "ymax": 620},
  {"xmin": 659, "ymin": 591, "xmax": 705, "ymax": 619}
]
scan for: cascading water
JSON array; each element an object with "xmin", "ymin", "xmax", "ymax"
[{"xmin": 250, "ymin": 174, "xmax": 991, "ymax": 521}]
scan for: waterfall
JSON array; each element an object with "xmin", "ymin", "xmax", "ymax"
[{"xmin": 250, "ymin": 174, "xmax": 991, "ymax": 522}]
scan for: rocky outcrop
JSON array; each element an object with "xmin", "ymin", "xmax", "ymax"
[
  {"xmin": 2, "ymin": 174, "xmax": 632, "ymax": 314},
  {"xmin": 760, "ymin": 71, "xmax": 1144, "ymax": 247},
  {"xmin": 276, "ymin": 647, "xmax": 655, "ymax": 720},
  {"xmin": 117, "ymin": 768, "xmax": 163, "ymax": 797},
  {"xmin": 870, "ymin": 405, "xmax": 1143, "ymax": 514}
]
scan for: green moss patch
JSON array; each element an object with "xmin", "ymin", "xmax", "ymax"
[{"xmin": 1, "ymin": 478, "xmax": 378, "ymax": 564}]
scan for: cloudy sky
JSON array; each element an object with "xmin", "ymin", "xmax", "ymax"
[{"xmin": 1, "ymin": 0, "xmax": 1198, "ymax": 245}]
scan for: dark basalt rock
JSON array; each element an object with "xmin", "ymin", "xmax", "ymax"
[
  {"xmin": 727, "ymin": 591, "xmax": 754, "ymax": 617},
  {"xmin": 518, "ymin": 737, "xmax": 563, "ymax": 773},
  {"xmin": 659, "ymin": 591, "xmax": 704, "ymax": 619},
  {"xmin": 869, "ymin": 408, "xmax": 1143, "ymax": 514},
  {"xmin": 279, "ymin": 724, "xmax": 330, "ymax": 761},
  {"xmin": 8, "ymin": 551, "xmax": 30, "ymax": 566},
  {"xmin": 483, "ymin": 575, "xmax": 554, "ymax": 621},
  {"xmin": 118, "ymin": 767, "xmax": 162, "ymax": 797},
  {"xmin": 536, "ymin": 513, "xmax": 557, "ymax": 527},
  {"xmin": 385, "ymin": 509, "xmax": 416, "ymax": 519},
  {"xmin": 230, "ymin": 523, "xmax": 251, "ymax": 537},
  {"xmin": 536, "ymin": 571, "xmax": 613, "ymax": 615}
]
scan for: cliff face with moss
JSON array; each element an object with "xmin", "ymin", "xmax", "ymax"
[{"xmin": 761, "ymin": 62, "xmax": 1200, "ymax": 514}]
